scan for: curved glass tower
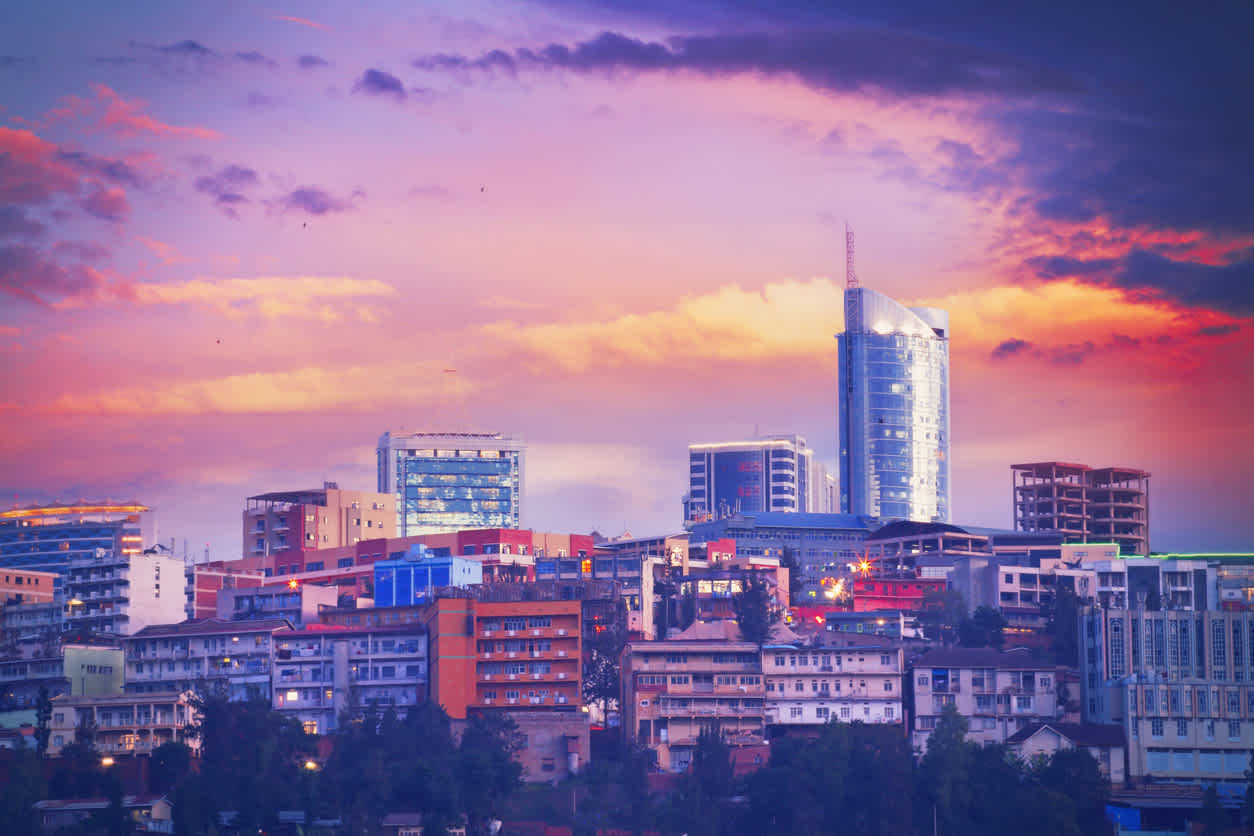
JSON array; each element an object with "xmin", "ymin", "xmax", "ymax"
[{"xmin": 837, "ymin": 287, "xmax": 950, "ymax": 521}]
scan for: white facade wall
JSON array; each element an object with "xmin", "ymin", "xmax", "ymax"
[{"xmin": 764, "ymin": 645, "xmax": 903, "ymax": 726}]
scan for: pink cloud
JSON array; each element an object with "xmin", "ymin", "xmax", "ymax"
[{"xmin": 271, "ymin": 14, "xmax": 330, "ymax": 31}]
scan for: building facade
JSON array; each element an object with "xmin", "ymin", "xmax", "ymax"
[
  {"xmin": 123, "ymin": 617, "xmax": 294, "ymax": 700},
  {"xmin": 372, "ymin": 547, "xmax": 483, "ymax": 607},
  {"xmin": 47, "ymin": 690, "xmax": 198, "ymax": 756},
  {"xmin": 0, "ymin": 644, "xmax": 123, "ymax": 707},
  {"xmin": 911, "ymin": 647, "xmax": 1059, "ymax": 753},
  {"xmin": 64, "ymin": 550, "xmax": 186, "ymax": 636},
  {"xmin": 0, "ymin": 503, "xmax": 151, "ymax": 575},
  {"xmin": 684, "ymin": 435, "xmax": 814, "ymax": 523},
  {"xmin": 1081, "ymin": 606, "xmax": 1254, "ymax": 787},
  {"xmin": 838, "ymin": 286, "xmax": 950, "ymax": 522},
  {"xmin": 763, "ymin": 642, "xmax": 903, "ymax": 729},
  {"xmin": 1011, "ymin": 462, "xmax": 1150, "ymax": 555},
  {"xmin": 0, "ymin": 567, "xmax": 59, "ymax": 606},
  {"xmin": 622, "ymin": 629, "xmax": 765, "ymax": 772},
  {"xmin": 243, "ymin": 483, "xmax": 395, "ymax": 556},
  {"xmin": 272, "ymin": 624, "xmax": 428, "ymax": 734},
  {"xmin": 377, "ymin": 431, "xmax": 524, "ymax": 535}
]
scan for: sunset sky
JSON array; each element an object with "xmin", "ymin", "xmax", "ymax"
[{"xmin": 2, "ymin": 0, "xmax": 1251, "ymax": 558}]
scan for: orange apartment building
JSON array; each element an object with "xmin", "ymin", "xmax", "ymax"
[
  {"xmin": 1, "ymin": 568, "xmax": 58, "ymax": 606},
  {"xmin": 423, "ymin": 595, "xmax": 588, "ymax": 780}
]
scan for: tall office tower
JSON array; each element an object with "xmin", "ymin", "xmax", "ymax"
[
  {"xmin": 837, "ymin": 288, "xmax": 951, "ymax": 521},
  {"xmin": 0, "ymin": 502, "xmax": 152, "ymax": 574},
  {"xmin": 377, "ymin": 431, "xmax": 524, "ymax": 536},
  {"xmin": 683, "ymin": 435, "xmax": 813, "ymax": 524},
  {"xmin": 1011, "ymin": 462, "xmax": 1150, "ymax": 555}
]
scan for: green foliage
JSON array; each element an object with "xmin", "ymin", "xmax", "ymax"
[
  {"xmin": 1200, "ymin": 783, "xmax": 1229, "ymax": 835},
  {"xmin": 0, "ymin": 747, "xmax": 46, "ymax": 836},
  {"xmin": 665, "ymin": 728, "xmax": 735, "ymax": 836},
  {"xmin": 149, "ymin": 740, "xmax": 193, "ymax": 794},
  {"xmin": 920, "ymin": 588, "xmax": 967, "ymax": 645},
  {"xmin": 583, "ymin": 602, "xmax": 628, "ymax": 717},
  {"xmin": 778, "ymin": 547, "xmax": 804, "ymax": 603},
  {"xmin": 958, "ymin": 605, "xmax": 1007, "ymax": 650},
  {"xmin": 1046, "ymin": 583, "xmax": 1082, "ymax": 667},
  {"xmin": 459, "ymin": 710, "xmax": 525, "ymax": 833},
  {"xmin": 733, "ymin": 572, "xmax": 779, "ymax": 647},
  {"xmin": 34, "ymin": 686, "xmax": 52, "ymax": 758}
]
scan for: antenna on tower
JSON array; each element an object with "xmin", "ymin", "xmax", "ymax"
[{"xmin": 845, "ymin": 222, "xmax": 858, "ymax": 289}]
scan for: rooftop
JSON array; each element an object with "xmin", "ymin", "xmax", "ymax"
[
  {"xmin": 914, "ymin": 646, "xmax": 1056, "ymax": 670},
  {"xmin": 128, "ymin": 617, "xmax": 295, "ymax": 638},
  {"xmin": 1005, "ymin": 722, "xmax": 1126, "ymax": 747},
  {"xmin": 694, "ymin": 512, "xmax": 876, "ymax": 532},
  {"xmin": 0, "ymin": 502, "xmax": 149, "ymax": 520}
]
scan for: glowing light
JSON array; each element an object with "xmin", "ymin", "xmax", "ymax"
[
  {"xmin": 0, "ymin": 503, "xmax": 150, "ymax": 519},
  {"xmin": 100, "ymin": 756, "xmax": 115, "ymax": 767},
  {"xmin": 287, "ymin": 579, "xmax": 299, "ymax": 589},
  {"xmin": 304, "ymin": 759, "xmax": 318, "ymax": 771}
]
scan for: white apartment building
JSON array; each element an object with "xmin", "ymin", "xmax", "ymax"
[
  {"xmin": 911, "ymin": 647, "xmax": 1059, "ymax": 753},
  {"xmin": 1088, "ymin": 558, "xmax": 1216, "ymax": 611},
  {"xmin": 764, "ymin": 642, "xmax": 903, "ymax": 727},
  {"xmin": 1081, "ymin": 606, "xmax": 1254, "ymax": 787},
  {"xmin": 123, "ymin": 617, "xmax": 295, "ymax": 700},
  {"xmin": 48, "ymin": 690, "xmax": 199, "ymax": 756},
  {"xmin": 272, "ymin": 625, "xmax": 428, "ymax": 735},
  {"xmin": 64, "ymin": 550, "xmax": 186, "ymax": 636}
]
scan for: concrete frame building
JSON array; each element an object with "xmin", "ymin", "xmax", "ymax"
[
  {"xmin": 683, "ymin": 435, "xmax": 814, "ymax": 523},
  {"xmin": 48, "ymin": 690, "xmax": 198, "ymax": 756},
  {"xmin": 911, "ymin": 647, "xmax": 1060, "ymax": 753},
  {"xmin": 763, "ymin": 641, "xmax": 903, "ymax": 729},
  {"xmin": 1012, "ymin": 462, "xmax": 1151, "ymax": 555},
  {"xmin": 244, "ymin": 483, "xmax": 395, "ymax": 556},
  {"xmin": 123, "ymin": 617, "xmax": 294, "ymax": 700},
  {"xmin": 622, "ymin": 625, "xmax": 765, "ymax": 772},
  {"xmin": 1081, "ymin": 606, "xmax": 1254, "ymax": 787},
  {"xmin": 272, "ymin": 624, "xmax": 428, "ymax": 734},
  {"xmin": 377, "ymin": 431, "xmax": 525, "ymax": 536},
  {"xmin": 838, "ymin": 286, "xmax": 951, "ymax": 522},
  {"xmin": 64, "ymin": 549, "xmax": 186, "ymax": 636}
]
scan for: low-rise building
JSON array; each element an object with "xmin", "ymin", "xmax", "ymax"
[
  {"xmin": 123, "ymin": 618, "xmax": 294, "ymax": 700},
  {"xmin": 0, "ymin": 567, "xmax": 59, "ymax": 606},
  {"xmin": 216, "ymin": 581, "xmax": 338, "ymax": 626},
  {"xmin": 0, "ymin": 643, "xmax": 123, "ymax": 706},
  {"xmin": 1006, "ymin": 722, "xmax": 1127, "ymax": 784},
  {"xmin": 764, "ymin": 640, "xmax": 903, "ymax": 728},
  {"xmin": 48, "ymin": 690, "xmax": 199, "ymax": 756},
  {"xmin": 272, "ymin": 624, "xmax": 427, "ymax": 734},
  {"xmin": 911, "ymin": 647, "xmax": 1059, "ymax": 753},
  {"xmin": 622, "ymin": 622, "xmax": 764, "ymax": 772},
  {"xmin": 64, "ymin": 550, "xmax": 186, "ymax": 636},
  {"xmin": 243, "ymin": 483, "xmax": 395, "ymax": 556},
  {"xmin": 373, "ymin": 547, "xmax": 483, "ymax": 606}
]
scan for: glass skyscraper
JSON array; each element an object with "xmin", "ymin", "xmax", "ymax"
[
  {"xmin": 837, "ymin": 287, "xmax": 950, "ymax": 522},
  {"xmin": 377, "ymin": 431, "xmax": 524, "ymax": 535}
]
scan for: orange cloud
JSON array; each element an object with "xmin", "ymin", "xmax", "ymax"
[
  {"xmin": 271, "ymin": 14, "xmax": 330, "ymax": 30},
  {"xmin": 131, "ymin": 275, "xmax": 395, "ymax": 320},
  {"xmin": 50, "ymin": 361, "xmax": 470, "ymax": 416}
]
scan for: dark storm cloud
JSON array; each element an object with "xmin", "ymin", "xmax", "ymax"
[
  {"xmin": 414, "ymin": 30, "xmax": 1082, "ymax": 99},
  {"xmin": 54, "ymin": 151, "xmax": 145, "ymax": 188},
  {"xmin": 298, "ymin": 54, "xmax": 330, "ymax": 70},
  {"xmin": 990, "ymin": 338, "xmax": 1032, "ymax": 360},
  {"xmin": 275, "ymin": 186, "xmax": 357, "ymax": 215},
  {"xmin": 130, "ymin": 39, "xmax": 217, "ymax": 57},
  {"xmin": 353, "ymin": 69, "xmax": 407, "ymax": 100},
  {"xmin": 1026, "ymin": 255, "xmax": 1118, "ymax": 280},
  {"xmin": 1196, "ymin": 323, "xmax": 1241, "ymax": 337},
  {"xmin": 235, "ymin": 51, "xmax": 278, "ymax": 69},
  {"xmin": 0, "ymin": 207, "xmax": 46, "ymax": 240},
  {"xmin": 195, "ymin": 165, "xmax": 261, "ymax": 218}
]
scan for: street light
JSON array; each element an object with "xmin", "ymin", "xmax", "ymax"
[
  {"xmin": 100, "ymin": 756, "xmax": 115, "ymax": 767},
  {"xmin": 303, "ymin": 759, "xmax": 318, "ymax": 771}
]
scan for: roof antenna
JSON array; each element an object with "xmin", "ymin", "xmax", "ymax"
[{"xmin": 845, "ymin": 222, "xmax": 858, "ymax": 289}]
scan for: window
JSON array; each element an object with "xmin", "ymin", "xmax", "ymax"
[
  {"xmin": 1177, "ymin": 719, "xmax": 1188, "ymax": 737},
  {"xmin": 884, "ymin": 681, "xmax": 893, "ymax": 692},
  {"xmin": 880, "ymin": 655, "xmax": 891, "ymax": 666},
  {"xmin": 1230, "ymin": 720, "xmax": 1242, "ymax": 740},
  {"xmin": 885, "ymin": 706, "xmax": 895, "ymax": 720},
  {"xmin": 1229, "ymin": 690, "xmax": 1240, "ymax": 715},
  {"xmin": 917, "ymin": 675, "xmax": 929, "ymax": 687},
  {"xmin": 790, "ymin": 707, "xmax": 803, "ymax": 719},
  {"xmin": 1151, "ymin": 718, "xmax": 1164, "ymax": 738},
  {"xmin": 816, "ymin": 707, "xmax": 830, "ymax": 720}
]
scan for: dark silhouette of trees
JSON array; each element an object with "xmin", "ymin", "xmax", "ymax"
[
  {"xmin": 34, "ymin": 686, "xmax": 52, "ymax": 758},
  {"xmin": 733, "ymin": 572, "xmax": 779, "ymax": 647},
  {"xmin": 959, "ymin": 606, "xmax": 1008, "ymax": 650},
  {"xmin": 584, "ymin": 605, "xmax": 628, "ymax": 719},
  {"xmin": 920, "ymin": 588, "xmax": 967, "ymax": 645}
]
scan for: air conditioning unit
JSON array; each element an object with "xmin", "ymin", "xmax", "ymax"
[
  {"xmin": 557, "ymin": 651, "xmax": 567, "ymax": 657},
  {"xmin": 508, "ymin": 651, "xmax": 517, "ymax": 658},
  {"xmin": 531, "ymin": 629, "xmax": 541, "ymax": 636},
  {"xmin": 557, "ymin": 629, "xmax": 567, "ymax": 636},
  {"xmin": 507, "ymin": 698, "xmax": 518, "ymax": 705},
  {"xmin": 558, "ymin": 673, "xmax": 567, "ymax": 679},
  {"xmin": 508, "ymin": 674, "xmax": 518, "ymax": 680},
  {"xmin": 482, "ymin": 674, "xmax": 492, "ymax": 680}
]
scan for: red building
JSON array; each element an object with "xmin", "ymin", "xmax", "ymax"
[{"xmin": 852, "ymin": 575, "xmax": 945, "ymax": 612}]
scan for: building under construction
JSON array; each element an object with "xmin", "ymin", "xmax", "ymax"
[{"xmin": 1011, "ymin": 462, "xmax": 1150, "ymax": 555}]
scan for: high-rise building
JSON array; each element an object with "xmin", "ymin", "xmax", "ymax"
[
  {"xmin": 0, "ymin": 502, "xmax": 152, "ymax": 575},
  {"xmin": 684, "ymin": 435, "xmax": 814, "ymax": 523},
  {"xmin": 243, "ymin": 483, "xmax": 395, "ymax": 556},
  {"xmin": 377, "ymin": 432, "xmax": 524, "ymax": 535},
  {"xmin": 837, "ymin": 287, "xmax": 951, "ymax": 522},
  {"xmin": 1011, "ymin": 462, "xmax": 1150, "ymax": 555}
]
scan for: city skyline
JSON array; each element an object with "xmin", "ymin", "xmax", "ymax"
[{"xmin": 2, "ymin": 1, "xmax": 1252, "ymax": 558}]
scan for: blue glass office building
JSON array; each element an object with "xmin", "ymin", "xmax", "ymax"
[
  {"xmin": 837, "ymin": 287, "xmax": 950, "ymax": 522},
  {"xmin": 684, "ymin": 436, "xmax": 813, "ymax": 523},
  {"xmin": 377, "ymin": 431, "xmax": 524, "ymax": 535}
]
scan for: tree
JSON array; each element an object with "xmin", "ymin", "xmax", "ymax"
[
  {"xmin": 667, "ymin": 728, "xmax": 734, "ymax": 836},
  {"xmin": 584, "ymin": 606, "xmax": 628, "ymax": 720},
  {"xmin": 1036, "ymin": 747, "xmax": 1109, "ymax": 836},
  {"xmin": 149, "ymin": 740, "xmax": 193, "ymax": 794},
  {"xmin": 1200, "ymin": 783, "xmax": 1229, "ymax": 835},
  {"xmin": 0, "ymin": 748, "xmax": 46, "ymax": 836},
  {"xmin": 733, "ymin": 572, "xmax": 779, "ymax": 647},
  {"xmin": 34, "ymin": 686, "xmax": 52, "ymax": 758},
  {"xmin": 959, "ymin": 605, "xmax": 1007, "ymax": 650},
  {"xmin": 1046, "ymin": 583, "xmax": 1082, "ymax": 667},
  {"xmin": 458, "ymin": 710, "xmax": 523, "ymax": 835},
  {"xmin": 917, "ymin": 703, "xmax": 975, "ymax": 834},
  {"xmin": 778, "ymin": 547, "xmax": 804, "ymax": 604},
  {"xmin": 920, "ymin": 588, "xmax": 967, "ymax": 645}
]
